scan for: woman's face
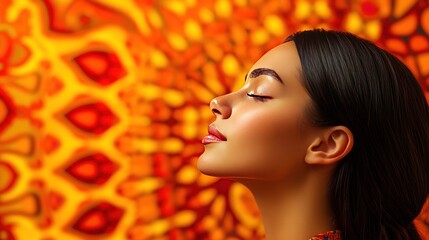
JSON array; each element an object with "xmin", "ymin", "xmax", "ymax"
[{"xmin": 198, "ymin": 41, "xmax": 316, "ymax": 181}]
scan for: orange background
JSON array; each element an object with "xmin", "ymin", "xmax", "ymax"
[{"xmin": 0, "ymin": 0, "xmax": 428, "ymax": 239}]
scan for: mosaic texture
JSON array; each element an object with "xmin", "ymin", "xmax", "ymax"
[{"xmin": 0, "ymin": 0, "xmax": 428, "ymax": 239}]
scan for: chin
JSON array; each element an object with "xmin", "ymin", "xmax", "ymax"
[
  {"xmin": 197, "ymin": 159, "xmax": 225, "ymax": 177},
  {"xmin": 197, "ymin": 153, "xmax": 217, "ymax": 176},
  {"xmin": 197, "ymin": 155, "xmax": 234, "ymax": 177}
]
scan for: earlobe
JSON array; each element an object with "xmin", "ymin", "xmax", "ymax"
[{"xmin": 305, "ymin": 126, "xmax": 354, "ymax": 165}]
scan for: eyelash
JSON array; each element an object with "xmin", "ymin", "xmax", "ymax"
[{"xmin": 247, "ymin": 93, "xmax": 271, "ymax": 102}]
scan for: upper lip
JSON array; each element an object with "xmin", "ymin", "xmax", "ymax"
[{"xmin": 208, "ymin": 124, "xmax": 227, "ymax": 141}]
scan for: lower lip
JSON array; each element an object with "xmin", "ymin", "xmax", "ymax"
[{"xmin": 202, "ymin": 134, "xmax": 226, "ymax": 145}]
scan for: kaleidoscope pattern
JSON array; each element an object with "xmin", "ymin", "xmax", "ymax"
[{"xmin": 0, "ymin": 0, "xmax": 428, "ymax": 239}]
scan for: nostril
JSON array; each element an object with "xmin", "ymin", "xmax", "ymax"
[{"xmin": 212, "ymin": 108, "xmax": 221, "ymax": 115}]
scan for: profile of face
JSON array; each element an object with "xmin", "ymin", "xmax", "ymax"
[{"xmin": 198, "ymin": 41, "xmax": 323, "ymax": 182}]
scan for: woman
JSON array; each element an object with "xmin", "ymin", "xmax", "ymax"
[{"xmin": 198, "ymin": 29, "xmax": 429, "ymax": 240}]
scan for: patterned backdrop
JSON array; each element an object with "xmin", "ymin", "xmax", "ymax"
[{"xmin": 0, "ymin": 0, "xmax": 428, "ymax": 239}]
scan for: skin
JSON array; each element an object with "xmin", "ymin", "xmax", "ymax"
[{"xmin": 198, "ymin": 41, "xmax": 354, "ymax": 240}]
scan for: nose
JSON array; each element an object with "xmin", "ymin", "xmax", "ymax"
[{"xmin": 210, "ymin": 95, "xmax": 232, "ymax": 119}]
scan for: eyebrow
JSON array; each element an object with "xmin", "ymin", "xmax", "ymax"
[{"xmin": 244, "ymin": 68, "xmax": 284, "ymax": 85}]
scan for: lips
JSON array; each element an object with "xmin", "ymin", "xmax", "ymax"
[{"xmin": 202, "ymin": 124, "xmax": 227, "ymax": 144}]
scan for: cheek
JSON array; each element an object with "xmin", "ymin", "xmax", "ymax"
[
  {"xmin": 227, "ymin": 106, "xmax": 308, "ymax": 179},
  {"xmin": 197, "ymin": 101, "xmax": 310, "ymax": 180}
]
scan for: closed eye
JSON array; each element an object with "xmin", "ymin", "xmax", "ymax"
[{"xmin": 247, "ymin": 93, "xmax": 271, "ymax": 102}]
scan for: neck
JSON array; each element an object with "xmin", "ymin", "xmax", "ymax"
[{"xmin": 238, "ymin": 167, "xmax": 336, "ymax": 240}]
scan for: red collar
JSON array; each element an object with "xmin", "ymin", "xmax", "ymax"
[{"xmin": 309, "ymin": 230, "xmax": 341, "ymax": 240}]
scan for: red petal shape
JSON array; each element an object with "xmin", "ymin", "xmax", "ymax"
[
  {"xmin": 0, "ymin": 32, "xmax": 11, "ymax": 76},
  {"xmin": 72, "ymin": 202, "xmax": 124, "ymax": 235},
  {"xmin": 65, "ymin": 153, "xmax": 118, "ymax": 185},
  {"xmin": 64, "ymin": 102, "xmax": 118, "ymax": 134},
  {"xmin": 0, "ymin": 222, "xmax": 15, "ymax": 240},
  {"xmin": 360, "ymin": 1, "xmax": 379, "ymax": 17},
  {"xmin": 158, "ymin": 185, "xmax": 175, "ymax": 217},
  {"xmin": 42, "ymin": 0, "xmax": 134, "ymax": 34},
  {"xmin": 0, "ymin": 161, "xmax": 18, "ymax": 194},
  {"xmin": 74, "ymin": 51, "xmax": 126, "ymax": 86},
  {"xmin": 0, "ymin": 32, "xmax": 12, "ymax": 60},
  {"xmin": 0, "ymin": 88, "xmax": 16, "ymax": 134}
]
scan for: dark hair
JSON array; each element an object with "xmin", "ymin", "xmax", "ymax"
[{"xmin": 285, "ymin": 29, "xmax": 429, "ymax": 240}]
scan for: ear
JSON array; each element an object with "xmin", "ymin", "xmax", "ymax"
[{"xmin": 305, "ymin": 126, "xmax": 354, "ymax": 165}]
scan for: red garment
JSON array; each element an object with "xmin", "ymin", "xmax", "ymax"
[{"xmin": 309, "ymin": 230, "xmax": 341, "ymax": 240}]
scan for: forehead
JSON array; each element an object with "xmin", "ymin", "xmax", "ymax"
[{"xmin": 249, "ymin": 41, "xmax": 302, "ymax": 87}]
